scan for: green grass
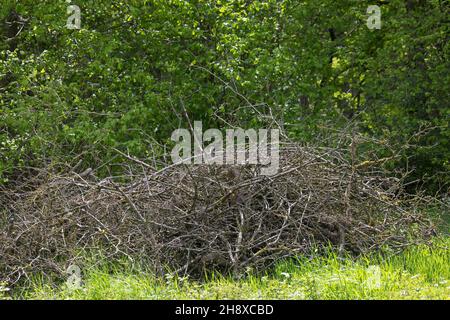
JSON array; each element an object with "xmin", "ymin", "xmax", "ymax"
[{"xmin": 4, "ymin": 238, "xmax": 449, "ymax": 300}]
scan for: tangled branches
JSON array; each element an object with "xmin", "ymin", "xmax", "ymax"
[{"xmin": 0, "ymin": 144, "xmax": 433, "ymax": 285}]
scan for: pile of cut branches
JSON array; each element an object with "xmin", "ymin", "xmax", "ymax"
[{"xmin": 0, "ymin": 144, "xmax": 433, "ymax": 285}]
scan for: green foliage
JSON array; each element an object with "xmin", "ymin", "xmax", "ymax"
[{"xmin": 0, "ymin": 0, "xmax": 448, "ymax": 191}]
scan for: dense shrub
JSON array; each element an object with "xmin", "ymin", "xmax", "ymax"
[{"xmin": 0, "ymin": 0, "xmax": 448, "ymax": 191}]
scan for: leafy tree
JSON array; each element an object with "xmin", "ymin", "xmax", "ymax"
[{"xmin": 0, "ymin": 0, "xmax": 448, "ymax": 192}]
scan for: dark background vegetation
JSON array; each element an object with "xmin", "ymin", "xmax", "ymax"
[{"xmin": 0, "ymin": 0, "xmax": 449, "ymax": 194}]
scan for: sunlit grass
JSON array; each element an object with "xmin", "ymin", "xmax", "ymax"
[{"xmin": 6, "ymin": 237, "xmax": 450, "ymax": 300}]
